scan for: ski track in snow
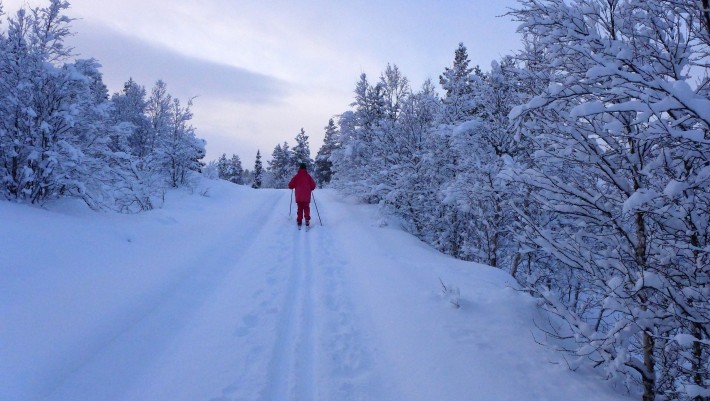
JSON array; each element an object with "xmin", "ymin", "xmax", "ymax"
[
  {"xmin": 161, "ymin": 189, "xmax": 386, "ymax": 401},
  {"xmin": 1, "ymin": 183, "xmax": 634, "ymax": 401},
  {"xmin": 42, "ymin": 190, "xmax": 287, "ymax": 401},
  {"xmin": 260, "ymin": 198, "xmax": 384, "ymax": 401},
  {"xmin": 262, "ymin": 223, "xmax": 314, "ymax": 401}
]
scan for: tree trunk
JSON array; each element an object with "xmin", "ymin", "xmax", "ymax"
[
  {"xmin": 490, "ymin": 197, "xmax": 501, "ymax": 268},
  {"xmin": 511, "ymin": 252, "xmax": 522, "ymax": 279},
  {"xmin": 642, "ymin": 330, "xmax": 656, "ymax": 401},
  {"xmin": 490, "ymin": 230, "xmax": 498, "ymax": 268},
  {"xmin": 692, "ymin": 323, "xmax": 706, "ymax": 401},
  {"xmin": 449, "ymin": 208, "xmax": 460, "ymax": 257},
  {"xmin": 635, "ymin": 208, "xmax": 655, "ymax": 401}
]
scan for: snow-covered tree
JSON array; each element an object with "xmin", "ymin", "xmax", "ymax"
[
  {"xmin": 267, "ymin": 142, "xmax": 293, "ymax": 188},
  {"xmin": 315, "ymin": 118, "xmax": 339, "ymax": 186},
  {"xmin": 216, "ymin": 153, "xmax": 243, "ymax": 184},
  {"xmin": 160, "ymin": 96, "xmax": 203, "ymax": 187},
  {"xmin": 438, "ymin": 42, "xmax": 479, "ymax": 125},
  {"xmin": 0, "ymin": 1, "xmax": 206, "ymax": 211},
  {"xmin": 379, "ymin": 78, "xmax": 441, "ymax": 238},
  {"xmin": 0, "ymin": 0, "xmax": 103, "ymax": 205},
  {"xmin": 145, "ymin": 80, "xmax": 172, "ymax": 158},
  {"xmin": 431, "ymin": 43, "xmax": 486, "ymax": 258},
  {"xmin": 110, "ymin": 78, "xmax": 151, "ymax": 157},
  {"xmin": 331, "ymin": 65, "xmax": 412, "ymax": 204},
  {"xmin": 227, "ymin": 154, "xmax": 243, "ymax": 184},
  {"xmin": 509, "ymin": 1, "xmax": 710, "ymax": 399},
  {"xmin": 57, "ymin": 58, "xmax": 126, "ymax": 209},
  {"xmin": 217, "ymin": 153, "xmax": 229, "ymax": 179},
  {"xmin": 441, "ymin": 56, "xmax": 525, "ymax": 267},
  {"xmin": 252, "ymin": 150, "xmax": 263, "ymax": 189},
  {"xmin": 330, "ymin": 73, "xmax": 385, "ymax": 202},
  {"xmin": 292, "ymin": 128, "xmax": 313, "ymax": 171},
  {"xmin": 137, "ymin": 80, "xmax": 204, "ymax": 189},
  {"xmin": 202, "ymin": 160, "xmax": 219, "ymax": 180}
]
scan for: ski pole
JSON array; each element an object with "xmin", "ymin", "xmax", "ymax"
[
  {"xmin": 312, "ymin": 192, "xmax": 323, "ymax": 226},
  {"xmin": 289, "ymin": 189, "xmax": 293, "ymax": 217}
]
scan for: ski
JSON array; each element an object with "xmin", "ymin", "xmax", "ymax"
[{"xmin": 295, "ymin": 223, "xmax": 314, "ymax": 231}]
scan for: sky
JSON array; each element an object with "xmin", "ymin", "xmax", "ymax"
[{"xmin": 2, "ymin": 0, "xmax": 523, "ymax": 166}]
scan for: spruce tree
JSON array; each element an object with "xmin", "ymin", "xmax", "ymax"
[
  {"xmin": 251, "ymin": 150, "xmax": 263, "ymax": 189},
  {"xmin": 217, "ymin": 153, "xmax": 229, "ymax": 179},
  {"xmin": 228, "ymin": 154, "xmax": 243, "ymax": 184},
  {"xmin": 267, "ymin": 142, "xmax": 293, "ymax": 188},
  {"xmin": 438, "ymin": 42, "xmax": 479, "ymax": 124},
  {"xmin": 315, "ymin": 119, "xmax": 338, "ymax": 185},
  {"xmin": 292, "ymin": 128, "xmax": 313, "ymax": 171}
]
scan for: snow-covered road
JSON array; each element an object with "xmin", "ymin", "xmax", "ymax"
[{"xmin": 1, "ymin": 180, "xmax": 633, "ymax": 401}]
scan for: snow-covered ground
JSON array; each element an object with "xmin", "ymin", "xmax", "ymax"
[{"xmin": 1, "ymin": 178, "xmax": 634, "ymax": 401}]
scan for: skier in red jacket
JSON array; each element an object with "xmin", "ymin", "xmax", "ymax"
[{"xmin": 288, "ymin": 163, "xmax": 317, "ymax": 227}]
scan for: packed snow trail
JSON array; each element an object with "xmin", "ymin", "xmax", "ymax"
[{"xmin": 1, "ymin": 180, "xmax": 633, "ymax": 401}]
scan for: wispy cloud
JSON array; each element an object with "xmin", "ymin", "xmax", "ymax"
[{"xmin": 69, "ymin": 20, "xmax": 292, "ymax": 104}]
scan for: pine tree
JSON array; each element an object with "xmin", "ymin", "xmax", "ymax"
[
  {"xmin": 217, "ymin": 153, "xmax": 229, "ymax": 179},
  {"xmin": 330, "ymin": 72, "xmax": 389, "ymax": 203},
  {"xmin": 429, "ymin": 43, "xmax": 483, "ymax": 258},
  {"xmin": 251, "ymin": 150, "xmax": 263, "ymax": 189},
  {"xmin": 267, "ymin": 142, "xmax": 293, "ymax": 188},
  {"xmin": 292, "ymin": 128, "xmax": 313, "ymax": 171},
  {"xmin": 438, "ymin": 42, "xmax": 479, "ymax": 124},
  {"xmin": 315, "ymin": 118, "xmax": 339, "ymax": 185},
  {"xmin": 228, "ymin": 154, "xmax": 243, "ymax": 184}
]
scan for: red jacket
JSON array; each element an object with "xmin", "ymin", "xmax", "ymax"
[{"xmin": 288, "ymin": 168, "xmax": 316, "ymax": 203}]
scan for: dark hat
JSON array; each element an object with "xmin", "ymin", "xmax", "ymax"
[{"xmin": 299, "ymin": 163, "xmax": 307, "ymax": 170}]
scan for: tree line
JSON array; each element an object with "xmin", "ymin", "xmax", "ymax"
[{"xmin": 218, "ymin": 126, "xmax": 328, "ymax": 189}]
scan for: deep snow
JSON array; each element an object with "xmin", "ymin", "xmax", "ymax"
[{"xmin": 1, "ymin": 178, "xmax": 634, "ymax": 401}]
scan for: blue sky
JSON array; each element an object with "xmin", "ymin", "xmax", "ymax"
[{"xmin": 3, "ymin": 0, "xmax": 522, "ymax": 166}]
